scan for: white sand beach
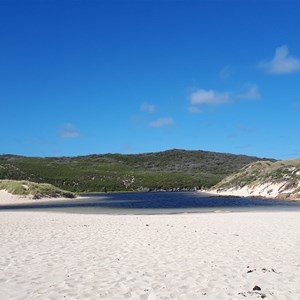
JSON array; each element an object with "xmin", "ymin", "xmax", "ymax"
[{"xmin": 1, "ymin": 211, "xmax": 300, "ymax": 299}]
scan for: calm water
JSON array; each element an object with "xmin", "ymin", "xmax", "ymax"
[{"xmin": 1, "ymin": 192, "xmax": 300, "ymax": 214}]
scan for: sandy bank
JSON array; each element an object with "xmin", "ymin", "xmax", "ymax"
[
  {"xmin": 204, "ymin": 188, "xmax": 300, "ymax": 201},
  {"xmin": 1, "ymin": 211, "xmax": 300, "ymax": 299}
]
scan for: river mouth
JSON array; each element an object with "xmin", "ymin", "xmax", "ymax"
[{"xmin": 1, "ymin": 192, "xmax": 300, "ymax": 215}]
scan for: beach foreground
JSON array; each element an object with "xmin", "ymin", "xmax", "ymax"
[{"xmin": 1, "ymin": 211, "xmax": 300, "ymax": 299}]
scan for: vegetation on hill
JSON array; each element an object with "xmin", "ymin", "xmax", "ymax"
[
  {"xmin": 0, "ymin": 149, "xmax": 271, "ymax": 193},
  {"xmin": 212, "ymin": 158, "xmax": 300, "ymax": 199},
  {"xmin": 0, "ymin": 180, "xmax": 75, "ymax": 198}
]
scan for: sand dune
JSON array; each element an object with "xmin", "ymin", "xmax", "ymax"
[
  {"xmin": 208, "ymin": 182, "xmax": 300, "ymax": 200},
  {"xmin": 1, "ymin": 211, "xmax": 300, "ymax": 299},
  {"xmin": 0, "ymin": 190, "xmax": 77, "ymax": 205}
]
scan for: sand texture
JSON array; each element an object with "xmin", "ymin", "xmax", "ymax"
[{"xmin": 1, "ymin": 211, "xmax": 300, "ymax": 299}]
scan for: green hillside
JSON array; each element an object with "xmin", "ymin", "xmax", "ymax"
[{"xmin": 0, "ymin": 149, "xmax": 272, "ymax": 193}]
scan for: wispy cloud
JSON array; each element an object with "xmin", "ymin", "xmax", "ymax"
[
  {"xmin": 219, "ymin": 66, "xmax": 233, "ymax": 80},
  {"xmin": 188, "ymin": 106, "xmax": 202, "ymax": 113},
  {"xmin": 258, "ymin": 45, "xmax": 300, "ymax": 74},
  {"xmin": 148, "ymin": 117, "xmax": 175, "ymax": 128},
  {"xmin": 236, "ymin": 123, "xmax": 256, "ymax": 133},
  {"xmin": 226, "ymin": 133, "xmax": 237, "ymax": 140},
  {"xmin": 237, "ymin": 84, "xmax": 261, "ymax": 100},
  {"xmin": 190, "ymin": 89, "xmax": 231, "ymax": 105},
  {"xmin": 140, "ymin": 102, "xmax": 155, "ymax": 113},
  {"xmin": 59, "ymin": 123, "xmax": 80, "ymax": 138},
  {"xmin": 188, "ymin": 84, "xmax": 260, "ymax": 113}
]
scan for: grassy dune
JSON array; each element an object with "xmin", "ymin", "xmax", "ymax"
[
  {"xmin": 212, "ymin": 158, "xmax": 300, "ymax": 198},
  {"xmin": 215, "ymin": 158, "xmax": 300, "ymax": 189},
  {"xmin": 0, "ymin": 180, "xmax": 75, "ymax": 198}
]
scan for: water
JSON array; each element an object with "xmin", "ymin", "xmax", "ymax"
[{"xmin": 1, "ymin": 192, "xmax": 300, "ymax": 214}]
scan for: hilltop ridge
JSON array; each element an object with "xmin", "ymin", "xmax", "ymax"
[{"xmin": 0, "ymin": 149, "xmax": 270, "ymax": 193}]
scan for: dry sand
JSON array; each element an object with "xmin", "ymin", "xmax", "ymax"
[{"xmin": 1, "ymin": 211, "xmax": 300, "ymax": 299}]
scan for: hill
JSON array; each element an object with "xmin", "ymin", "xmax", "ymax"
[
  {"xmin": 0, "ymin": 149, "xmax": 271, "ymax": 193},
  {"xmin": 211, "ymin": 158, "xmax": 300, "ymax": 199}
]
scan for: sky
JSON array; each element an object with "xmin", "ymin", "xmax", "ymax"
[{"xmin": 1, "ymin": 0, "xmax": 300, "ymax": 160}]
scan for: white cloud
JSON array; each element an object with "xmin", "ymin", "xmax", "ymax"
[
  {"xmin": 237, "ymin": 84, "xmax": 261, "ymax": 100},
  {"xmin": 258, "ymin": 45, "xmax": 300, "ymax": 74},
  {"xmin": 188, "ymin": 106, "xmax": 202, "ymax": 113},
  {"xmin": 59, "ymin": 123, "xmax": 80, "ymax": 138},
  {"xmin": 190, "ymin": 89, "xmax": 231, "ymax": 105},
  {"xmin": 140, "ymin": 102, "xmax": 155, "ymax": 113},
  {"xmin": 188, "ymin": 85, "xmax": 260, "ymax": 113},
  {"xmin": 148, "ymin": 117, "xmax": 175, "ymax": 128}
]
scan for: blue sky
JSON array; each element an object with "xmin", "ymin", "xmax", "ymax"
[{"xmin": 1, "ymin": 0, "xmax": 300, "ymax": 159}]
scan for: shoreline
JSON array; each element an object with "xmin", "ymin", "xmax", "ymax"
[
  {"xmin": 2, "ymin": 189, "xmax": 299, "ymax": 209},
  {"xmin": 2, "ymin": 191, "xmax": 300, "ymax": 217},
  {"xmin": 0, "ymin": 190, "xmax": 215, "ymax": 206},
  {"xmin": 4, "ymin": 187, "xmax": 299, "ymax": 205},
  {"xmin": 199, "ymin": 189, "xmax": 300, "ymax": 202}
]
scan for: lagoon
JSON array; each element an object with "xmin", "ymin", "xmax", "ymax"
[{"xmin": 1, "ymin": 191, "xmax": 300, "ymax": 214}]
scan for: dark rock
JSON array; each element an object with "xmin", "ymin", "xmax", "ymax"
[
  {"xmin": 247, "ymin": 269, "xmax": 256, "ymax": 273},
  {"xmin": 253, "ymin": 285, "xmax": 261, "ymax": 291},
  {"xmin": 238, "ymin": 292, "xmax": 246, "ymax": 297}
]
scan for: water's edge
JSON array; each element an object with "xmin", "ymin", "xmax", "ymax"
[{"xmin": 1, "ymin": 192, "xmax": 300, "ymax": 215}]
